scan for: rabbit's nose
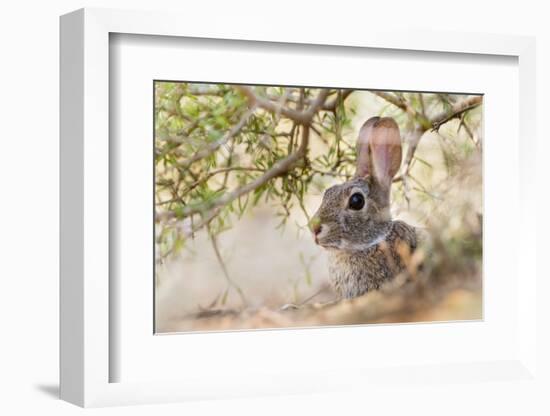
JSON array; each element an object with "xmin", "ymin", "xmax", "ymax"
[
  {"xmin": 313, "ymin": 224, "xmax": 322, "ymax": 236},
  {"xmin": 309, "ymin": 217, "xmax": 322, "ymax": 236}
]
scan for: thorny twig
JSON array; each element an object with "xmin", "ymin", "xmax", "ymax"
[
  {"xmin": 156, "ymin": 88, "xmax": 330, "ymax": 223},
  {"xmin": 208, "ymin": 226, "xmax": 247, "ymax": 307}
]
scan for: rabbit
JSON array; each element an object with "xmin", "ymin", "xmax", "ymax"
[{"xmin": 310, "ymin": 116, "xmax": 417, "ymax": 299}]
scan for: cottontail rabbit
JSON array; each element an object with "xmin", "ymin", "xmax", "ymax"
[{"xmin": 310, "ymin": 117, "xmax": 417, "ymax": 299}]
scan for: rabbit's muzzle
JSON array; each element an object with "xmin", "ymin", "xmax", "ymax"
[
  {"xmin": 309, "ymin": 216, "xmax": 338, "ymax": 248},
  {"xmin": 309, "ymin": 215, "xmax": 327, "ymax": 245}
]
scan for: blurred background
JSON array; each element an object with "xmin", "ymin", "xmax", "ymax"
[{"xmin": 154, "ymin": 83, "xmax": 483, "ymax": 332}]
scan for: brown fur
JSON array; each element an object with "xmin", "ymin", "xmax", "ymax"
[{"xmin": 328, "ymin": 220, "xmax": 417, "ymax": 298}]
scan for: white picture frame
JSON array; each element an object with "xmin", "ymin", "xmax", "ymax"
[{"xmin": 60, "ymin": 7, "xmax": 539, "ymax": 408}]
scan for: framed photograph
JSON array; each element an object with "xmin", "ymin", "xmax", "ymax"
[
  {"xmin": 60, "ymin": 8, "xmax": 539, "ymax": 408},
  {"xmin": 152, "ymin": 80, "xmax": 483, "ymax": 334}
]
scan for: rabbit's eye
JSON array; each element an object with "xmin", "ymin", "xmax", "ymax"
[{"xmin": 348, "ymin": 193, "xmax": 365, "ymax": 210}]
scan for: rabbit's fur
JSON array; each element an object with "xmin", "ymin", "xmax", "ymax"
[{"xmin": 311, "ymin": 117, "xmax": 417, "ymax": 299}]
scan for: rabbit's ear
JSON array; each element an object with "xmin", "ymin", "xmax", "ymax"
[{"xmin": 356, "ymin": 117, "xmax": 402, "ymax": 188}]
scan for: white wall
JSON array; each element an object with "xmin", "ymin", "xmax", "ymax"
[{"xmin": 0, "ymin": 1, "xmax": 548, "ymax": 415}]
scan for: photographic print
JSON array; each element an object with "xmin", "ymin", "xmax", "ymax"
[{"xmin": 154, "ymin": 82, "xmax": 483, "ymax": 333}]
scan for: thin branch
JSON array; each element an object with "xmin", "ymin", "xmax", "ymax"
[
  {"xmin": 299, "ymin": 286, "xmax": 326, "ymax": 306},
  {"xmin": 258, "ymin": 88, "xmax": 291, "ymax": 148},
  {"xmin": 186, "ymin": 85, "xmax": 224, "ymax": 96},
  {"xmin": 176, "ymin": 166, "xmax": 265, "ymax": 198},
  {"xmin": 374, "ymin": 93, "xmax": 483, "ymax": 174},
  {"xmin": 403, "ymin": 127, "xmax": 425, "ymax": 173},
  {"xmin": 431, "ymin": 96, "xmax": 482, "ymax": 131},
  {"xmin": 418, "ymin": 93, "xmax": 426, "ymax": 119},
  {"xmin": 458, "ymin": 115, "xmax": 479, "ymax": 147},
  {"xmin": 323, "ymin": 89, "xmax": 353, "ymax": 111},
  {"xmin": 185, "ymin": 205, "xmax": 224, "ymax": 235},
  {"xmin": 373, "ymin": 91, "xmax": 431, "ymax": 129},
  {"xmin": 182, "ymin": 126, "xmax": 311, "ymax": 219},
  {"xmin": 178, "ymin": 107, "xmax": 256, "ymax": 171},
  {"xmin": 155, "ymin": 89, "xmax": 328, "ymax": 224},
  {"xmin": 208, "ymin": 227, "xmax": 247, "ymax": 307},
  {"xmin": 373, "ymin": 91, "xmax": 406, "ymax": 111},
  {"xmin": 236, "ymin": 86, "xmax": 330, "ymax": 125},
  {"xmin": 264, "ymin": 89, "xmax": 352, "ymax": 111}
]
